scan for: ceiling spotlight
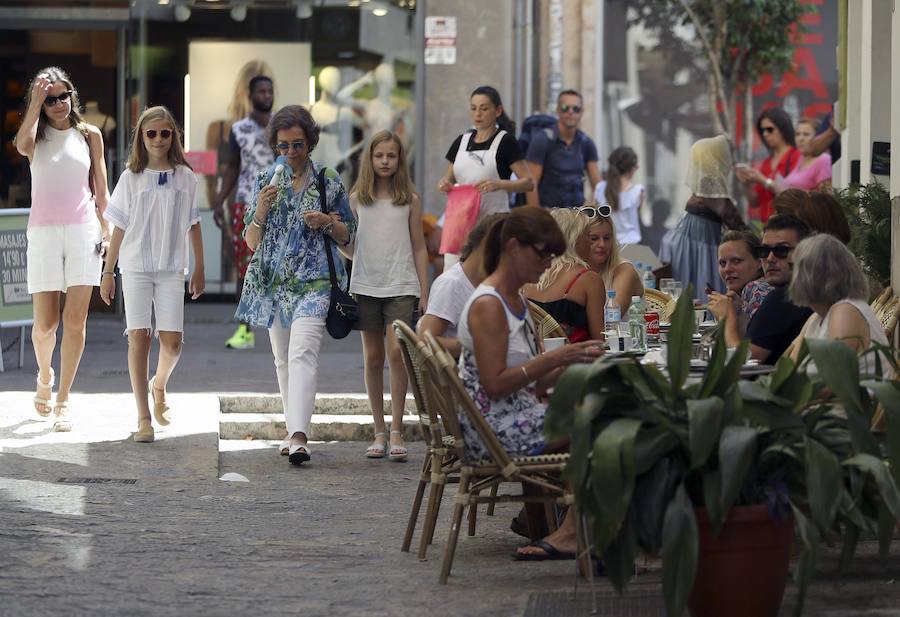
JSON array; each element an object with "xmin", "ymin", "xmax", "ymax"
[
  {"xmin": 295, "ymin": 0, "xmax": 313, "ymax": 19},
  {"xmin": 173, "ymin": 3, "xmax": 191, "ymax": 21},
  {"xmin": 230, "ymin": 3, "xmax": 247, "ymax": 21},
  {"xmin": 371, "ymin": 1, "xmax": 388, "ymax": 16}
]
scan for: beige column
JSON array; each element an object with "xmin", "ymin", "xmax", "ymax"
[{"xmin": 891, "ymin": 0, "xmax": 900, "ymax": 290}]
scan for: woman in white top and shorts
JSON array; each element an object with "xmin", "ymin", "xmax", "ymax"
[
  {"xmin": 101, "ymin": 106, "xmax": 205, "ymax": 443},
  {"xmin": 15, "ymin": 67, "xmax": 111, "ymax": 431},
  {"xmin": 437, "ymin": 86, "xmax": 533, "ymax": 267},
  {"xmin": 350, "ymin": 131, "xmax": 429, "ymax": 462}
]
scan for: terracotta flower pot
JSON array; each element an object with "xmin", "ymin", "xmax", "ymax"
[{"xmin": 688, "ymin": 505, "xmax": 793, "ymax": 617}]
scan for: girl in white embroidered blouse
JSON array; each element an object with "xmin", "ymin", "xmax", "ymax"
[{"xmin": 101, "ymin": 106, "xmax": 205, "ymax": 443}]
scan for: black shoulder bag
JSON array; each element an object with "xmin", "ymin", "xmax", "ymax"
[{"xmin": 318, "ymin": 169, "xmax": 358, "ymax": 339}]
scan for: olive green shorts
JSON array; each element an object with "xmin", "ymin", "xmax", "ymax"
[{"xmin": 353, "ymin": 294, "xmax": 418, "ymax": 332}]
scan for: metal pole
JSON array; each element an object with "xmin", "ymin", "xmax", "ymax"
[
  {"xmin": 524, "ymin": 0, "xmax": 534, "ymax": 116},
  {"xmin": 138, "ymin": 0, "xmax": 147, "ymax": 113},
  {"xmin": 594, "ymin": 0, "xmax": 605, "ymax": 161},
  {"xmin": 413, "ymin": 0, "xmax": 426, "ymax": 198},
  {"xmin": 513, "ymin": 0, "xmax": 524, "ymax": 130},
  {"xmin": 117, "ymin": 25, "xmax": 127, "ymax": 180}
]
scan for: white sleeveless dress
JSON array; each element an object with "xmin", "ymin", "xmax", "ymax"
[{"xmin": 457, "ymin": 284, "xmax": 546, "ymax": 460}]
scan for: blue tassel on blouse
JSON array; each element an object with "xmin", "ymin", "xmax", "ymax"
[{"xmin": 158, "ymin": 171, "xmax": 168, "ymax": 186}]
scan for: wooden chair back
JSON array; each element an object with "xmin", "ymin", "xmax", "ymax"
[
  {"xmin": 872, "ymin": 286, "xmax": 894, "ymax": 314},
  {"xmin": 393, "ymin": 321, "xmax": 440, "ymax": 444},
  {"xmin": 527, "ymin": 300, "xmax": 568, "ymax": 342},
  {"xmin": 643, "ymin": 287, "xmax": 675, "ymax": 320},
  {"xmin": 422, "ymin": 332, "xmax": 519, "ymax": 476},
  {"xmin": 879, "ymin": 298, "xmax": 900, "ymax": 346},
  {"xmin": 415, "ymin": 331, "xmax": 465, "ymax": 450}
]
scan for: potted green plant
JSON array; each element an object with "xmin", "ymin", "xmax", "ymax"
[
  {"xmin": 546, "ymin": 291, "xmax": 900, "ymax": 617},
  {"xmin": 837, "ymin": 181, "xmax": 892, "ymax": 295}
]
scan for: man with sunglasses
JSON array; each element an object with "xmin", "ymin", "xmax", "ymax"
[
  {"xmin": 525, "ymin": 89, "xmax": 601, "ymax": 209},
  {"xmin": 745, "ymin": 214, "xmax": 812, "ymax": 365},
  {"xmin": 211, "ymin": 75, "xmax": 275, "ymax": 350}
]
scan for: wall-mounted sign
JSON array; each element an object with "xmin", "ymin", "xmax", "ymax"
[{"xmin": 424, "ymin": 16, "xmax": 456, "ymax": 65}]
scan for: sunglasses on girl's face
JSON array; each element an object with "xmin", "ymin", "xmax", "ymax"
[
  {"xmin": 754, "ymin": 244, "xmax": 793, "ymax": 259},
  {"xmin": 577, "ymin": 204, "xmax": 612, "ymax": 218},
  {"xmin": 43, "ymin": 91, "xmax": 73, "ymax": 107},
  {"xmin": 560, "ymin": 104, "xmax": 582, "ymax": 114},
  {"xmin": 276, "ymin": 140, "xmax": 306, "ymax": 153},
  {"xmin": 144, "ymin": 129, "xmax": 173, "ymax": 139},
  {"xmin": 760, "ymin": 126, "xmax": 776, "ymax": 135}
]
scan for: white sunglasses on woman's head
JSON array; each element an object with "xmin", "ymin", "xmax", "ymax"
[{"xmin": 577, "ymin": 204, "xmax": 612, "ymax": 218}]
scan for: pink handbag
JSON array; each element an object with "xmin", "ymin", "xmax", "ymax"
[{"xmin": 439, "ymin": 184, "xmax": 482, "ymax": 255}]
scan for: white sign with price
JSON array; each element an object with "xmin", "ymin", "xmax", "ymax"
[{"xmin": 425, "ymin": 16, "xmax": 457, "ymax": 65}]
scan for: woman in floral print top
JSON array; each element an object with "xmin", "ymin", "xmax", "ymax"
[{"xmin": 236, "ymin": 105, "xmax": 355, "ymax": 466}]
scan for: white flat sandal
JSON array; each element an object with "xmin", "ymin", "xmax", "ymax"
[{"xmin": 366, "ymin": 432, "xmax": 387, "ymax": 458}]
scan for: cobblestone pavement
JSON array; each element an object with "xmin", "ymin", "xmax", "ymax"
[{"xmin": 2, "ymin": 303, "xmax": 900, "ymax": 616}]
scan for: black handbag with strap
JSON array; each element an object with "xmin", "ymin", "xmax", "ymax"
[{"xmin": 318, "ymin": 169, "xmax": 358, "ymax": 339}]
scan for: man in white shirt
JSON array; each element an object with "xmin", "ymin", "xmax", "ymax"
[{"xmin": 417, "ymin": 213, "xmax": 506, "ymax": 356}]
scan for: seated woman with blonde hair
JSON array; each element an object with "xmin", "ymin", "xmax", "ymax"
[
  {"xmin": 525, "ymin": 208, "xmax": 607, "ymax": 341},
  {"xmin": 584, "ymin": 207, "xmax": 643, "ymax": 313},
  {"xmin": 788, "ymin": 233, "xmax": 893, "ymax": 379}
]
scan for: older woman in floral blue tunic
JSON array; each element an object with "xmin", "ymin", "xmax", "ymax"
[{"xmin": 237, "ymin": 105, "xmax": 356, "ymax": 466}]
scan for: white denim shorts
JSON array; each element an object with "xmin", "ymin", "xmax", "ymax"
[
  {"xmin": 120, "ymin": 270, "xmax": 186, "ymax": 335},
  {"xmin": 26, "ymin": 221, "xmax": 102, "ymax": 293}
]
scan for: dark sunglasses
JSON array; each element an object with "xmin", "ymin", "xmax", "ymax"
[
  {"xmin": 578, "ymin": 204, "xmax": 612, "ymax": 218},
  {"xmin": 528, "ymin": 244, "xmax": 557, "ymax": 260},
  {"xmin": 276, "ymin": 140, "xmax": 306, "ymax": 153},
  {"xmin": 560, "ymin": 104, "xmax": 582, "ymax": 114},
  {"xmin": 760, "ymin": 126, "xmax": 776, "ymax": 135},
  {"xmin": 754, "ymin": 244, "xmax": 793, "ymax": 259},
  {"xmin": 44, "ymin": 91, "xmax": 73, "ymax": 107},
  {"xmin": 144, "ymin": 129, "xmax": 173, "ymax": 139}
]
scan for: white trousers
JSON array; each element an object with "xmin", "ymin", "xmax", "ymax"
[{"xmin": 268, "ymin": 316, "xmax": 326, "ymax": 437}]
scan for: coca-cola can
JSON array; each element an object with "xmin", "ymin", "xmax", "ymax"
[{"xmin": 644, "ymin": 311, "xmax": 660, "ymax": 336}]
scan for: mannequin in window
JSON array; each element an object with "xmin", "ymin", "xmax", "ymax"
[
  {"xmin": 310, "ymin": 66, "xmax": 364, "ymax": 176},
  {"xmin": 336, "ymin": 60, "xmax": 411, "ymax": 155},
  {"xmin": 82, "ymin": 101, "xmax": 116, "ymax": 137}
]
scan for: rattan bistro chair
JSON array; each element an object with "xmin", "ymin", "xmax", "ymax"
[
  {"xmin": 420, "ymin": 332, "xmax": 580, "ymax": 584},
  {"xmin": 393, "ymin": 320, "xmax": 462, "ymax": 560},
  {"xmin": 527, "ymin": 300, "xmax": 568, "ymax": 341},
  {"xmin": 643, "ymin": 287, "xmax": 676, "ymax": 321}
]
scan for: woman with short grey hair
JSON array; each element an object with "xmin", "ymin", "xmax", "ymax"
[{"xmin": 788, "ymin": 233, "xmax": 893, "ymax": 379}]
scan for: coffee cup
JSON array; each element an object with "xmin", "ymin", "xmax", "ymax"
[
  {"xmin": 608, "ymin": 333, "xmax": 633, "ymax": 352},
  {"xmin": 543, "ymin": 337, "xmax": 566, "ymax": 352}
]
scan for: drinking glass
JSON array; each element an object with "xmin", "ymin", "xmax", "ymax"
[
  {"xmin": 659, "ymin": 278, "xmax": 674, "ymax": 297},
  {"xmin": 671, "ymin": 281, "xmax": 683, "ymax": 299}
]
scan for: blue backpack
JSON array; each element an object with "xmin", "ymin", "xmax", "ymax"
[{"xmin": 517, "ymin": 113, "xmax": 557, "ymax": 157}]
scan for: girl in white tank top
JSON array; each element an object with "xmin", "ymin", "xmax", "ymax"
[{"xmin": 348, "ymin": 131, "xmax": 430, "ymax": 462}]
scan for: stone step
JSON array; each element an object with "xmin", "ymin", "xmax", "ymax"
[
  {"xmin": 218, "ymin": 393, "xmax": 417, "ymax": 415},
  {"xmin": 219, "ymin": 412, "xmax": 423, "ymax": 441}
]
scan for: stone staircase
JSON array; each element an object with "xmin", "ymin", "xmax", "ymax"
[{"xmin": 218, "ymin": 393, "xmax": 423, "ymax": 442}]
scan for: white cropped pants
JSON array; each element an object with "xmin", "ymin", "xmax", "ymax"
[{"xmin": 268, "ymin": 316, "xmax": 326, "ymax": 438}]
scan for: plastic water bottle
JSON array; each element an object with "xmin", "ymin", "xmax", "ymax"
[
  {"xmin": 642, "ymin": 264, "xmax": 656, "ymax": 290},
  {"xmin": 605, "ymin": 290, "xmax": 621, "ymax": 333},
  {"xmin": 628, "ymin": 295, "xmax": 647, "ymax": 351}
]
